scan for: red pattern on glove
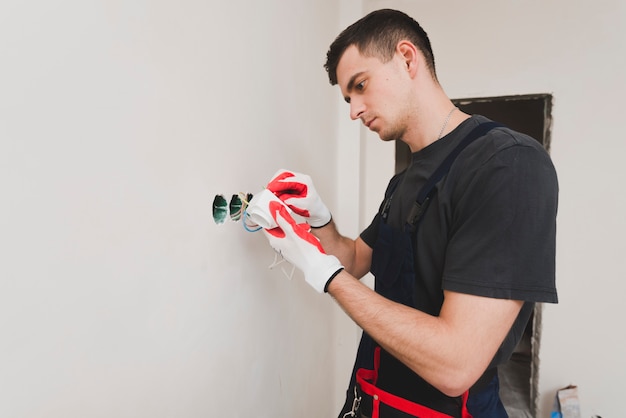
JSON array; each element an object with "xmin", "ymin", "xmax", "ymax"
[
  {"xmin": 266, "ymin": 171, "xmax": 311, "ymax": 218},
  {"xmin": 265, "ymin": 201, "xmax": 325, "ymax": 253}
]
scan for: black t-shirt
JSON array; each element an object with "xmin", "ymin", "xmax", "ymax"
[{"xmin": 361, "ymin": 115, "xmax": 558, "ymax": 367}]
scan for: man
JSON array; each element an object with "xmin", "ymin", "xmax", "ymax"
[{"xmin": 257, "ymin": 9, "xmax": 558, "ymax": 418}]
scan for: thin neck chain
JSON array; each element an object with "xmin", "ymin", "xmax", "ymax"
[{"xmin": 437, "ymin": 106, "xmax": 457, "ymax": 140}]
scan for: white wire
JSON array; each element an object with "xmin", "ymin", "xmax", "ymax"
[{"xmin": 268, "ymin": 252, "xmax": 296, "ymax": 280}]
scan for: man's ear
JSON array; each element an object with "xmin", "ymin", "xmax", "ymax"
[{"xmin": 397, "ymin": 41, "xmax": 419, "ymax": 78}]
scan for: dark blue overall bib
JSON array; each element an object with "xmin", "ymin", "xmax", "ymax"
[{"xmin": 340, "ymin": 122, "xmax": 508, "ymax": 418}]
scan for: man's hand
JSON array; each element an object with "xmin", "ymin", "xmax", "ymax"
[
  {"xmin": 266, "ymin": 169, "xmax": 332, "ymax": 228},
  {"xmin": 263, "ymin": 200, "xmax": 343, "ymax": 293}
]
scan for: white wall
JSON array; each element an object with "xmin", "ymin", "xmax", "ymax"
[
  {"xmin": 4, "ymin": 1, "xmax": 624, "ymax": 417},
  {"xmin": 0, "ymin": 1, "xmax": 346, "ymax": 417},
  {"xmin": 357, "ymin": 1, "xmax": 626, "ymax": 416}
]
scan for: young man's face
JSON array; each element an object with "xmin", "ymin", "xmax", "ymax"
[{"xmin": 335, "ymin": 44, "xmax": 412, "ymax": 142}]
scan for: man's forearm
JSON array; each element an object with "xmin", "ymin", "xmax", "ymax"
[
  {"xmin": 326, "ymin": 270, "xmax": 466, "ymax": 395},
  {"xmin": 327, "ymin": 270, "xmax": 523, "ymax": 397}
]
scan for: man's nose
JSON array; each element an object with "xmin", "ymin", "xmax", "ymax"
[{"xmin": 349, "ymin": 98, "xmax": 365, "ymax": 121}]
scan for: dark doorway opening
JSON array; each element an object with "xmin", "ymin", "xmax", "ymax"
[{"xmin": 395, "ymin": 93, "xmax": 553, "ymax": 417}]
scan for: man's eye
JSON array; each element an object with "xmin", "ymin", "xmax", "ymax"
[{"xmin": 356, "ymin": 81, "xmax": 365, "ymax": 91}]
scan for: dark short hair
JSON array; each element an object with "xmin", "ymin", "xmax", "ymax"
[{"xmin": 324, "ymin": 9, "xmax": 436, "ymax": 85}]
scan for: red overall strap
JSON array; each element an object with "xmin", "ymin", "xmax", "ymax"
[
  {"xmin": 460, "ymin": 392, "xmax": 472, "ymax": 418},
  {"xmin": 356, "ymin": 347, "xmax": 473, "ymax": 418}
]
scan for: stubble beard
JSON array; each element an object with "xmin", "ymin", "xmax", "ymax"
[{"xmin": 377, "ymin": 120, "xmax": 406, "ymax": 143}]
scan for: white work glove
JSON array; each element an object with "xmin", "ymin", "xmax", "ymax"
[
  {"xmin": 263, "ymin": 199, "xmax": 344, "ymax": 293},
  {"xmin": 266, "ymin": 169, "xmax": 332, "ymax": 228}
]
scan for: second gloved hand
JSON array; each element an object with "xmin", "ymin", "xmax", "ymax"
[
  {"xmin": 266, "ymin": 169, "xmax": 332, "ymax": 228},
  {"xmin": 263, "ymin": 200, "xmax": 343, "ymax": 293}
]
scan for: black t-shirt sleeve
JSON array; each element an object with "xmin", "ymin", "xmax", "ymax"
[
  {"xmin": 442, "ymin": 140, "xmax": 559, "ymax": 303},
  {"xmin": 360, "ymin": 212, "xmax": 379, "ymax": 249}
]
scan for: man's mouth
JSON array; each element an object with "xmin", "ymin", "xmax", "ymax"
[{"xmin": 364, "ymin": 118, "xmax": 380, "ymax": 132}]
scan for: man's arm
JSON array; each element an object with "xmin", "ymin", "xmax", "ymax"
[
  {"xmin": 258, "ymin": 178, "xmax": 523, "ymax": 396},
  {"xmin": 311, "ymin": 220, "xmax": 372, "ymax": 280},
  {"xmin": 327, "ymin": 271, "xmax": 523, "ymax": 397}
]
